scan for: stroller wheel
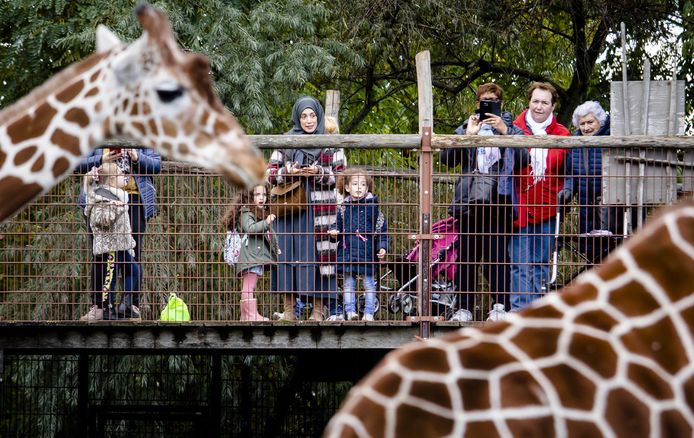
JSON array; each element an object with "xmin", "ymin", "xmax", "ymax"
[
  {"xmin": 358, "ymin": 294, "xmax": 380, "ymax": 315},
  {"xmin": 401, "ymin": 295, "xmax": 415, "ymax": 315},
  {"xmin": 387, "ymin": 294, "xmax": 402, "ymax": 314}
]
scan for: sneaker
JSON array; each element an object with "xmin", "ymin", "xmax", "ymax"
[
  {"xmin": 129, "ymin": 305, "xmax": 141, "ymax": 320},
  {"xmin": 362, "ymin": 313, "xmax": 374, "ymax": 321},
  {"xmin": 487, "ymin": 303, "xmax": 508, "ymax": 322},
  {"xmin": 450, "ymin": 309, "xmax": 473, "ymax": 322},
  {"xmin": 326, "ymin": 314, "xmax": 345, "ymax": 321},
  {"xmin": 346, "ymin": 311, "xmax": 359, "ymax": 321},
  {"xmin": 80, "ymin": 305, "xmax": 103, "ymax": 321}
]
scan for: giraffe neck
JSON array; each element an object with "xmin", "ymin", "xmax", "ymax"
[
  {"xmin": 324, "ymin": 200, "xmax": 694, "ymax": 437},
  {"xmin": 0, "ymin": 52, "xmax": 112, "ymax": 222}
]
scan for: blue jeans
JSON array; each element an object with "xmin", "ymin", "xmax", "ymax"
[
  {"xmin": 509, "ymin": 218, "xmax": 555, "ymax": 311},
  {"xmin": 343, "ymin": 274, "xmax": 376, "ymax": 315}
]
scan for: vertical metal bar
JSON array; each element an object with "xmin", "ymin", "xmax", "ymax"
[
  {"xmin": 78, "ymin": 354, "xmax": 89, "ymax": 437},
  {"xmin": 667, "ymin": 66, "xmax": 678, "ymax": 204},
  {"xmin": 416, "ymin": 50, "xmax": 433, "ymax": 338},
  {"xmin": 209, "ymin": 353, "xmax": 222, "ymax": 437},
  {"xmin": 419, "ymin": 128, "xmax": 433, "ymax": 338},
  {"xmin": 638, "ymin": 59, "xmax": 650, "ymax": 229},
  {"xmin": 621, "ymin": 22, "xmax": 633, "ymax": 235}
]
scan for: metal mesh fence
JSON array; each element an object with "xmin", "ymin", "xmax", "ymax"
[
  {"xmin": 0, "ymin": 144, "xmax": 692, "ymax": 323},
  {"xmin": 0, "ymin": 353, "xmax": 353, "ymax": 437}
]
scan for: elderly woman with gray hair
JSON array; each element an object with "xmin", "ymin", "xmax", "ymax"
[{"xmin": 556, "ymin": 100, "xmax": 611, "ymax": 261}]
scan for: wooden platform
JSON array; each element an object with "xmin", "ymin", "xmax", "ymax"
[{"xmin": 0, "ymin": 321, "xmax": 470, "ymax": 353}]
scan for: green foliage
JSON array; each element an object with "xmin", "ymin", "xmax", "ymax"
[
  {"xmin": 0, "ymin": 0, "xmax": 361, "ymax": 133},
  {"xmin": 323, "ymin": 0, "xmax": 686, "ymax": 131},
  {"xmin": 0, "ymin": 0, "xmax": 687, "ymax": 133}
]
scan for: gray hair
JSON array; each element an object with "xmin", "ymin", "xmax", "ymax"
[{"xmin": 572, "ymin": 101, "xmax": 607, "ymax": 128}]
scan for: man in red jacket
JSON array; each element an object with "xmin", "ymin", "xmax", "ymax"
[{"xmin": 510, "ymin": 82, "xmax": 570, "ymax": 310}]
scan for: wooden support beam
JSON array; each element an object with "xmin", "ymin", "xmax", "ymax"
[
  {"xmin": 0, "ymin": 322, "xmax": 469, "ymax": 352},
  {"xmin": 416, "ymin": 50, "xmax": 433, "ymax": 339},
  {"xmin": 98, "ymin": 134, "xmax": 694, "ymax": 151},
  {"xmin": 325, "ymin": 90, "xmax": 340, "ymax": 119}
]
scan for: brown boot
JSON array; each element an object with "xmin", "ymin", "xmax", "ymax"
[
  {"xmin": 272, "ymin": 294, "xmax": 295, "ymax": 321},
  {"xmin": 240, "ymin": 298, "xmax": 269, "ymax": 321},
  {"xmin": 309, "ymin": 299, "xmax": 324, "ymax": 321}
]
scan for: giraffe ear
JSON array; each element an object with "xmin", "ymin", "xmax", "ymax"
[
  {"xmin": 96, "ymin": 25, "xmax": 122, "ymax": 53},
  {"xmin": 112, "ymin": 51, "xmax": 143, "ymax": 85}
]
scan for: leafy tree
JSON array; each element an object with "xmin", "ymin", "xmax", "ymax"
[
  {"xmin": 1, "ymin": 0, "xmax": 686, "ymax": 134},
  {"xmin": 322, "ymin": 0, "xmax": 686, "ymax": 132},
  {"xmin": 0, "ymin": 0, "xmax": 361, "ymax": 134}
]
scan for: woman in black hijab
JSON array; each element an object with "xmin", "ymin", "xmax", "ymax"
[{"xmin": 267, "ymin": 96, "xmax": 345, "ymax": 321}]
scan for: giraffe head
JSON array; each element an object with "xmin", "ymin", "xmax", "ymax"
[{"xmin": 94, "ymin": 4, "xmax": 265, "ymax": 188}]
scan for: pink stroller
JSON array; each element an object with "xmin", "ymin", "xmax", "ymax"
[{"xmin": 383, "ymin": 216, "xmax": 460, "ymax": 318}]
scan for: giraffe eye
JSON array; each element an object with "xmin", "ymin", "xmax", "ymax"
[{"xmin": 156, "ymin": 86, "xmax": 185, "ymax": 103}]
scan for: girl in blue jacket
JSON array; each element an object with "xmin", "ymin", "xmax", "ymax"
[{"xmin": 329, "ymin": 169, "xmax": 389, "ymax": 321}]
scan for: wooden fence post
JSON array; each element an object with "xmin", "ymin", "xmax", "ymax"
[
  {"xmin": 416, "ymin": 50, "xmax": 433, "ymax": 339},
  {"xmin": 325, "ymin": 90, "xmax": 340, "ymax": 119}
]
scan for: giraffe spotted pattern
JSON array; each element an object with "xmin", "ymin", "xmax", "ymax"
[
  {"xmin": 325, "ymin": 201, "xmax": 694, "ymax": 438},
  {"xmin": 0, "ymin": 3, "xmax": 264, "ymax": 223}
]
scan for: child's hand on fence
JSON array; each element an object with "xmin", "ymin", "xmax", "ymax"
[
  {"xmin": 327, "ymin": 229, "xmax": 339, "ymax": 237},
  {"xmin": 126, "ymin": 149, "xmax": 139, "ymax": 162},
  {"xmin": 266, "ymin": 214, "xmax": 276, "ymax": 224},
  {"xmin": 86, "ymin": 166, "xmax": 99, "ymax": 182},
  {"xmin": 103, "ymin": 149, "xmax": 122, "ymax": 163},
  {"xmin": 377, "ymin": 248, "xmax": 386, "ymax": 259}
]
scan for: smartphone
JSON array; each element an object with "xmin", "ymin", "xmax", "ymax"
[
  {"xmin": 110, "ymin": 148, "xmax": 122, "ymax": 155},
  {"xmin": 478, "ymin": 100, "xmax": 501, "ymax": 121}
]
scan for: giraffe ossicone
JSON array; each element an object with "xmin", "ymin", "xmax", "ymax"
[
  {"xmin": 0, "ymin": 3, "xmax": 265, "ymax": 223},
  {"xmin": 325, "ymin": 200, "xmax": 694, "ymax": 437}
]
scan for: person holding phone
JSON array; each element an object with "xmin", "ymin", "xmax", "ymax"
[
  {"xmin": 76, "ymin": 146, "xmax": 161, "ymax": 319},
  {"xmin": 440, "ymin": 83, "xmax": 525, "ymax": 322}
]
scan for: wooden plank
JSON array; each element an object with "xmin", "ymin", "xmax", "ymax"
[
  {"xmin": 0, "ymin": 322, "xmax": 465, "ymax": 351},
  {"xmin": 620, "ymin": 22, "xmax": 631, "ymax": 136},
  {"xmin": 325, "ymin": 90, "xmax": 340, "ymax": 119},
  {"xmin": 610, "ymin": 81, "xmax": 686, "ymax": 135},
  {"xmin": 97, "ymin": 134, "xmax": 694, "ymax": 151},
  {"xmin": 433, "ymin": 134, "xmax": 694, "ymax": 149},
  {"xmin": 415, "ymin": 50, "xmax": 433, "ymax": 133}
]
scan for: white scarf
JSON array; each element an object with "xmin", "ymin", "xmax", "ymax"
[
  {"xmin": 476, "ymin": 124, "xmax": 501, "ymax": 174},
  {"xmin": 525, "ymin": 112, "xmax": 554, "ymax": 184}
]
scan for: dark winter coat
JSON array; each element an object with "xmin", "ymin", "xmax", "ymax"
[
  {"xmin": 334, "ymin": 194, "xmax": 389, "ymax": 276},
  {"xmin": 440, "ymin": 111, "xmax": 525, "ymax": 218},
  {"xmin": 562, "ymin": 116, "xmax": 611, "ymax": 233}
]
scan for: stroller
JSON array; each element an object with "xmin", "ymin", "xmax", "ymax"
[{"xmin": 382, "ymin": 216, "xmax": 460, "ymax": 320}]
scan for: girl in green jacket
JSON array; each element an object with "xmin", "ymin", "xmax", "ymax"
[{"xmin": 223, "ymin": 185, "xmax": 280, "ymax": 321}]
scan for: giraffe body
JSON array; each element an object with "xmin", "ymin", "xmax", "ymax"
[
  {"xmin": 325, "ymin": 201, "xmax": 694, "ymax": 437},
  {"xmin": 0, "ymin": 4, "xmax": 265, "ymax": 223}
]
